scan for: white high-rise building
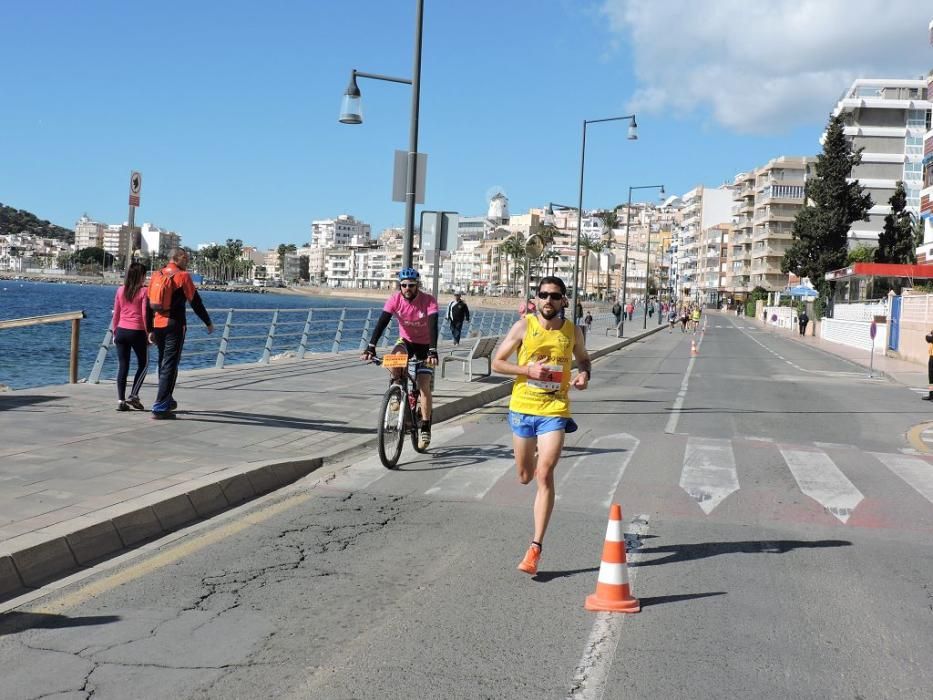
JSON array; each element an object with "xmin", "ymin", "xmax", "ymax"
[
  {"xmin": 918, "ymin": 21, "xmax": 933, "ymax": 262},
  {"xmin": 140, "ymin": 223, "xmax": 181, "ymax": 257},
  {"xmin": 311, "ymin": 215, "xmax": 371, "ymax": 248},
  {"xmin": 831, "ymin": 77, "xmax": 932, "ymax": 244}
]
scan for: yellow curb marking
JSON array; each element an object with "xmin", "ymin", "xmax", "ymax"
[
  {"xmin": 907, "ymin": 422, "xmax": 933, "ymax": 454},
  {"xmin": 29, "ymin": 492, "xmax": 312, "ymax": 615}
]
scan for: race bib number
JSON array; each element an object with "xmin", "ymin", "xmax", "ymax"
[{"xmin": 527, "ymin": 363, "xmax": 563, "ymax": 392}]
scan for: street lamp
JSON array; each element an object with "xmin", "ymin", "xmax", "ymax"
[
  {"xmin": 619, "ymin": 183, "xmax": 664, "ymax": 337},
  {"xmin": 572, "ymin": 115, "xmax": 637, "ymax": 324},
  {"xmin": 339, "ymin": 0, "xmax": 424, "ymax": 271}
]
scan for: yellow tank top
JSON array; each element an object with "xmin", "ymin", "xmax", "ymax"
[{"xmin": 509, "ymin": 314, "xmax": 575, "ymax": 418}]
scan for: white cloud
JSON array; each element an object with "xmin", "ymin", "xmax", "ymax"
[{"xmin": 600, "ymin": 0, "xmax": 932, "ymax": 133}]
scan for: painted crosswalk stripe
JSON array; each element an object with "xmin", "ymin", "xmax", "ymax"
[
  {"xmin": 324, "ymin": 426, "xmax": 465, "ymax": 491},
  {"xmin": 871, "ymin": 452, "xmax": 933, "ymax": 506},
  {"xmin": 679, "ymin": 437, "xmax": 739, "ymax": 514},
  {"xmin": 779, "ymin": 448, "xmax": 863, "ymax": 523},
  {"xmin": 557, "ymin": 433, "xmax": 639, "ymax": 510},
  {"xmin": 424, "ymin": 446, "xmax": 514, "ymax": 499}
]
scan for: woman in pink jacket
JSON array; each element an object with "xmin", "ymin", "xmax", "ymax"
[{"xmin": 112, "ymin": 262, "xmax": 150, "ymax": 411}]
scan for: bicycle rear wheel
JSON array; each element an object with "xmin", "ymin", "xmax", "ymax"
[{"xmin": 378, "ymin": 384, "xmax": 406, "ymax": 469}]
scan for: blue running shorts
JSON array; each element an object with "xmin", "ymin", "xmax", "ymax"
[{"xmin": 508, "ymin": 410, "xmax": 579, "ymax": 438}]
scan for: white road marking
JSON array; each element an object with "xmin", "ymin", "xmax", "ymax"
[
  {"xmin": 567, "ymin": 514, "xmax": 649, "ymax": 700},
  {"xmin": 679, "ymin": 437, "xmax": 740, "ymax": 514},
  {"xmin": 665, "ymin": 335, "xmax": 701, "ymax": 434},
  {"xmin": 871, "ymin": 452, "xmax": 933, "ymax": 506},
  {"xmin": 423, "ymin": 445, "xmax": 513, "ymax": 499},
  {"xmin": 323, "ymin": 426, "xmax": 465, "ymax": 491},
  {"xmin": 779, "ymin": 447, "xmax": 864, "ymax": 523},
  {"xmin": 557, "ymin": 432, "xmax": 639, "ymax": 510}
]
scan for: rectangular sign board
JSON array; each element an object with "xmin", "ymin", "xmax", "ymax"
[{"xmin": 392, "ymin": 151, "xmax": 427, "ymax": 204}]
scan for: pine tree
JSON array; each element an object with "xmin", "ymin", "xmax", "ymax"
[
  {"xmin": 782, "ymin": 114, "xmax": 873, "ymax": 297},
  {"xmin": 874, "ymin": 181, "xmax": 915, "ymax": 264}
]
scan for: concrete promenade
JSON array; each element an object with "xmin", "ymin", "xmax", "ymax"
[{"xmin": 0, "ymin": 321, "xmax": 662, "ymax": 602}]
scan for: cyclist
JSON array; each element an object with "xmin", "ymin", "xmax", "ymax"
[{"xmin": 361, "ymin": 268, "xmax": 439, "ymax": 449}]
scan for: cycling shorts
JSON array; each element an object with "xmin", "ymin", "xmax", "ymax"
[
  {"xmin": 392, "ymin": 339, "xmax": 435, "ymax": 375},
  {"xmin": 508, "ymin": 410, "xmax": 578, "ymax": 438}
]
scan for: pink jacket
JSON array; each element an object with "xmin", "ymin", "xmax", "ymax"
[{"xmin": 113, "ymin": 285, "xmax": 149, "ymax": 332}]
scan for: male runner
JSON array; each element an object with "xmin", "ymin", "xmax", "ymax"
[
  {"xmin": 492, "ymin": 275, "xmax": 591, "ymax": 576},
  {"xmin": 361, "ymin": 268, "xmax": 439, "ymax": 449}
]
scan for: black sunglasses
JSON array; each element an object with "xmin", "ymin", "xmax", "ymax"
[
  {"xmin": 537, "ymin": 291, "xmax": 563, "ymax": 301},
  {"xmin": 400, "ymin": 282, "xmax": 418, "ymax": 288}
]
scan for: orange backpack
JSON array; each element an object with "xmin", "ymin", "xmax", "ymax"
[{"xmin": 148, "ymin": 268, "xmax": 176, "ymax": 313}]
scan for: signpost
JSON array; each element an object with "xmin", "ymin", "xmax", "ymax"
[
  {"xmin": 125, "ymin": 171, "xmax": 142, "ymax": 271},
  {"xmin": 869, "ymin": 319, "xmax": 877, "ymax": 378}
]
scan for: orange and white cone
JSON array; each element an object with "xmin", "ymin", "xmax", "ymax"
[
  {"xmin": 691, "ymin": 339, "xmax": 698, "ymax": 357},
  {"xmin": 584, "ymin": 504, "xmax": 640, "ymax": 613}
]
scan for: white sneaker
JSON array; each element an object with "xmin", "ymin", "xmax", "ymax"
[{"xmin": 418, "ymin": 428, "xmax": 432, "ymax": 450}]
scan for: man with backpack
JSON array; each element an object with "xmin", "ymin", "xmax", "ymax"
[{"xmin": 147, "ymin": 248, "xmax": 213, "ymax": 419}]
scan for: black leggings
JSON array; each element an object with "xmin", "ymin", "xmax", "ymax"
[{"xmin": 114, "ymin": 327, "xmax": 149, "ymax": 401}]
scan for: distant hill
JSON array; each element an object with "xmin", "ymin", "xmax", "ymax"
[{"xmin": 0, "ymin": 203, "xmax": 74, "ymax": 243}]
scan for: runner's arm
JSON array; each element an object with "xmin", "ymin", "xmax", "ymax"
[{"xmin": 492, "ymin": 318, "xmax": 529, "ymax": 377}]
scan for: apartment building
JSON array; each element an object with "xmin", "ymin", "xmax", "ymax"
[
  {"xmin": 697, "ymin": 223, "xmax": 731, "ymax": 303},
  {"xmin": 74, "ymin": 214, "xmax": 104, "ymax": 250},
  {"xmin": 727, "ymin": 156, "xmax": 812, "ymax": 294},
  {"xmin": 140, "ymin": 223, "xmax": 181, "ymax": 258},
  {"xmin": 831, "ymin": 77, "xmax": 932, "ymax": 243},
  {"xmin": 919, "ymin": 22, "xmax": 933, "ymax": 262},
  {"xmin": 675, "ymin": 185, "xmax": 732, "ymax": 304},
  {"xmin": 311, "ymin": 215, "xmax": 371, "ymax": 248},
  {"xmin": 102, "ymin": 224, "xmax": 128, "ymax": 260}
]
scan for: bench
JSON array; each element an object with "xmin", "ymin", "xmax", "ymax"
[{"xmin": 441, "ymin": 335, "xmax": 499, "ymax": 381}]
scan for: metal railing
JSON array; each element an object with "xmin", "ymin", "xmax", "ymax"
[
  {"xmin": 86, "ymin": 305, "xmax": 529, "ymax": 383},
  {"xmin": 0, "ymin": 310, "xmax": 86, "ymax": 383}
]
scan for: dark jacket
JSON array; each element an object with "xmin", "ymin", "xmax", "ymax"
[{"xmin": 446, "ymin": 299, "xmax": 470, "ymax": 324}]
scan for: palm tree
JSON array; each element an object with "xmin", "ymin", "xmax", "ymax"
[
  {"xmin": 500, "ymin": 237, "xmax": 525, "ymax": 295},
  {"xmin": 276, "ymin": 243, "xmax": 297, "ymax": 280},
  {"xmin": 579, "ymin": 234, "xmax": 603, "ymax": 297}
]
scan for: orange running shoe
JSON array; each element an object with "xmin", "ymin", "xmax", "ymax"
[{"xmin": 517, "ymin": 543, "xmax": 541, "ymax": 575}]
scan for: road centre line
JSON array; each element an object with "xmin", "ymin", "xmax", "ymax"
[
  {"xmin": 733, "ymin": 318, "xmax": 863, "ymax": 377},
  {"xmin": 665, "ymin": 334, "xmax": 700, "ymax": 434},
  {"xmin": 567, "ymin": 514, "xmax": 650, "ymax": 700}
]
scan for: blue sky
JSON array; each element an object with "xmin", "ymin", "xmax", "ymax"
[{"xmin": 2, "ymin": 1, "xmax": 930, "ymax": 249}]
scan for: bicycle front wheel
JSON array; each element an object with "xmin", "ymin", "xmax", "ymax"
[
  {"xmin": 378, "ymin": 384, "xmax": 406, "ymax": 469},
  {"xmin": 410, "ymin": 394, "xmax": 427, "ymax": 453}
]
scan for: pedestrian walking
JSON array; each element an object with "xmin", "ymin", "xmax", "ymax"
[
  {"xmin": 924, "ymin": 329, "xmax": 933, "ymax": 401},
  {"xmin": 625, "ymin": 301, "xmax": 634, "ymax": 321},
  {"xmin": 112, "ymin": 262, "xmax": 150, "ymax": 411},
  {"xmin": 668, "ymin": 308, "xmax": 677, "ymax": 333},
  {"xmin": 148, "ymin": 249, "xmax": 214, "ymax": 419},
  {"xmin": 798, "ymin": 310, "xmax": 809, "ymax": 336},
  {"xmin": 648, "ymin": 302, "xmax": 654, "ymax": 319},
  {"xmin": 446, "ymin": 291, "xmax": 471, "ymax": 345},
  {"xmin": 611, "ymin": 300, "xmax": 622, "ymax": 328},
  {"xmin": 584, "ymin": 311, "xmax": 593, "ymax": 334},
  {"xmin": 492, "ymin": 276, "xmax": 591, "ymax": 576},
  {"xmin": 519, "ymin": 297, "xmax": 537, "ymax": 317}
]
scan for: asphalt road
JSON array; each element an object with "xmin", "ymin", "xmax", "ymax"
[{"xmin": 2, "ymin": 314, "xmax": 932, "ymax": 699}]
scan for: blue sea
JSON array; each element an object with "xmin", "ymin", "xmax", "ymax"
[{"xmin": 0, "ymin": 281, "xmax": 384, "ymax": 390}]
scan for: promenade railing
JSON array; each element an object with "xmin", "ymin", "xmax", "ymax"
[
  {"xmin": 0, "ymin": 310, "xmax": 86, "ymax": 383},
  {"xmin": 86, "ymin": 305, "xmax": 535, "ymax": 383}
]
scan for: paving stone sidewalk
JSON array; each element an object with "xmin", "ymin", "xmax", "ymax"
[{"xmin": 0, "ymin": 326, "xmax": 661, "ymax": 601}]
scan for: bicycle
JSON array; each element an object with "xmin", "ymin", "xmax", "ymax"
[{"xmin": 370, "ymin": 353, "xmax": 430, "ymax": 469}]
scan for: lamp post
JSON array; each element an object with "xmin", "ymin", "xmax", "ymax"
[
  {"xmin": 572, "ymin": 115, "xmax": 637, "ymax": 325},
  {"xmin": 339, "ymin": 0, "xmax": 424, "ymax": 271},
  {"xmin": 618, "ymin": 183, "xmax": 664, "ymax": 337}
]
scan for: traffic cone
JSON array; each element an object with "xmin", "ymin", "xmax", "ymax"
[
  {"xmin": 691, "ymin": 339, "xmax": 698, "ymax": 356},
  {"xmin": 584, "ymin": 504, "xmax": 640, "ymax": 613}
]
